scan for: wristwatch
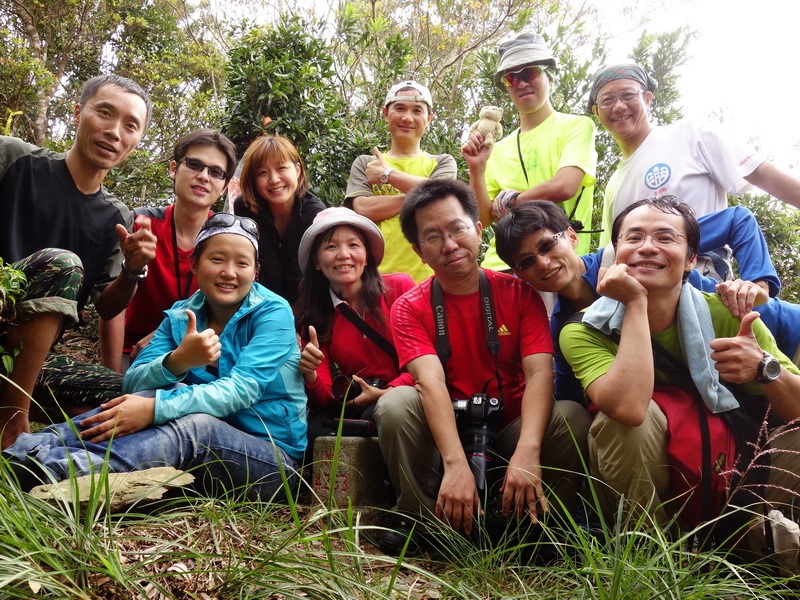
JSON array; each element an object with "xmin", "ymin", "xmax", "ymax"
[
  {"xmin": 121, "ymin": 259, "xmax": 148, "ymax": 281},
  {"xmin": 379, "ymin": 167, "xmax": 394, "ymax": 184},
  {"xmin": 756, "ymin": 351, "xmax": 781, "ymax": 384}
]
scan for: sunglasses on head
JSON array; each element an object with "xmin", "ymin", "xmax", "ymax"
[
  {"xmin": 502, "ymin": 65, "xmax": 547, "ymax": 88},
  {"xmin": 178, "ymin": 157, "xmax": 228, "ymax": 181},
  {"xmin": 200, "ymin": 213, "xmax": 260, "ymax": 237}
]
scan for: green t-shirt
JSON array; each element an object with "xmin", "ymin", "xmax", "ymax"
[
  {"xmin": 482, "ymin": 111, "xmax": 597, "ymax": 269},
  {"xmin": 560, "ymin": 292, "xmax": 800, "ymax": 402},
  {"xmin": 345, "ymin": 152, "xmax": 456, "ymax": 283}
]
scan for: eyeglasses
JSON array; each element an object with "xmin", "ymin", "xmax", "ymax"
[
  {"xmin": 513, "ymin": 230, "xmax": 565, "ymax": 272},
  {"xmin": 418, "ymin": 223, "xmax": 475, "ymax": 249},
  {"xmin": 200, "ymin": 213, "xmax": 260, "ymax": 237},
  {"xmin": 178, "ymin": 157, "xmax": 228, "ymax": 181},
  {"xmin": 596, "ymin": 90, "xmax": 644, "ymax": 110},
  {"xmin": 617, "ymin": 229, "xmax": 686, "ymax": 247},
  {"xmin": 502, "ymin": 65, "xmax": 547, "ymax": 88}
]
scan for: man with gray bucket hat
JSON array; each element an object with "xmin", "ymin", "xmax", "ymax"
[{"xmin": 462, "ymin": 32, "xmax": 597, "ymax": 267}]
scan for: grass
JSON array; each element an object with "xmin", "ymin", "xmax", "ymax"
[
  {"xmin": 3, "ymin": 340, "xmax": 798, "ymax": 598},
  {"xmin": 1, "ymin": 442, "xmax": 798, "ymax": 599}
]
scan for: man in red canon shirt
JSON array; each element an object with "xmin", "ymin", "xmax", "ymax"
[{"xmin": 373, "ymin": 178, "xmax": 590, "ymax": 554}]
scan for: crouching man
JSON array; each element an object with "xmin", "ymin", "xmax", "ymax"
[
  {"xmin": 560, "ymin": 197, "xmax": 800, "ymax": 551},
  {"xmin": 374, "ymin": 179, "xmax": 590, "ymax": 554}
]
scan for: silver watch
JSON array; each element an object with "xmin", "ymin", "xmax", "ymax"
[
  {"xmin": 379, "ymin": 167, "xmax": 393, "ymax": 184},
  {"xmin": 756, "ymin": 351, "xmax": 781, "ymax": 384},
  {"xmin": 121, "ymin": 259, "xmax": 148, "ymax": 281}
]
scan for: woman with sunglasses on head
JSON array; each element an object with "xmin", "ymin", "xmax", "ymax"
[
  {"xmin": 232, "ymin": 135, "xmax": 326, "ymax": 306},
  {"xmin": 294, "ymin": 207, "xmax": 414, "ymax": 439},
  {"xmin": 5, "ymin": 215, "xmax": 307, "ymax": 500}
]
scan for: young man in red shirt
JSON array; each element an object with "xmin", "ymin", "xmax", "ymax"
[{"xmin": 100, "ymin": 129, "xmax": 237, "ymax": 371}]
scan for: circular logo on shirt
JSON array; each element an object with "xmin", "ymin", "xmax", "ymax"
[{"xmin": 644, "ymin": 163, "xmax": 671, "ymax": 190}]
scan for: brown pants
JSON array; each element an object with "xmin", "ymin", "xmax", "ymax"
[{"xmin": 374, "ymin": 385, "xmax": 591, "ymax": 519}]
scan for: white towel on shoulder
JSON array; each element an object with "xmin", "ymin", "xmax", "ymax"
[{"xmin": 582, "ymin": 283, "xmax": 739, "ymax": 413}]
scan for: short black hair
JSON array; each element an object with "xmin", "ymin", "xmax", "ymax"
[
  {"xmin": 399, "ymin": 179, "xmax": 479, "ymax": 245},
  {"xmin": 495, "ymin": 201, "xmax": 571, "ymax": 268},
  {"xmin": 612, "ymin": 196, "xmax": 700, "ymax": 258},
  {"xmin": 173, "ymin": 129, "xmax": 238, "ymax": 181},
  {"xmin": 79, "ymin": 74, "xmax": 152, "ymax": 129}
]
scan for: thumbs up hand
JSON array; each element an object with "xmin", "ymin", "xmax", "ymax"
[
  {"xmin": 299, "ymin": 325, "xmax": 325, "ymax": 384},
  {"xmin": 300, "ymin": 326, "xmax": 324, "ymax": 372},
  {"xmin": 164, "ymin": 309, "xmax": 221, "ymax": 376},
  {"xmin": 365, "ymin": 147, "xmax": 390, "ymax": 185},
  {"xmin": 709, "ymin": 311, "xmax": 764, "ymax": 384}
]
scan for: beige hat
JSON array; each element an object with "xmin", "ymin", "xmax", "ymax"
[
  {"xmin": 493, "ymin": 32, "xmax": 557, "ymax": 90},
  {"xmin": 298, "ymin": 207, "xmax": 385, "ymax": 275}
]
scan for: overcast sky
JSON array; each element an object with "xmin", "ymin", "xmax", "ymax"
[{"xmin": 598, "ymin": 0, "xmax": 800, "ymax": 172}]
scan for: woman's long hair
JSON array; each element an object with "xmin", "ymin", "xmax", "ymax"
[
  {"xmin": 238, "ymin": 135, "xmax": 308, "ymax": 215},
  {"xmin": 294, "ymin": 225, "xmax": 386, "ymax": 344}
]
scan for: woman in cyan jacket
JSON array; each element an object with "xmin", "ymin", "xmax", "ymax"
[{"xmin": 5, "ymin": 214, "xmax": 307, "ymax": 500}]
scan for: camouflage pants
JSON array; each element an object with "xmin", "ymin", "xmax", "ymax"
[
  {"xmin": 2, "ymin": 249, "xmax": 121, "ymax": 419},
  {"xmin": 33, "ymin": 353, "xmax": 122, "ymax": 420},
  {"xmin": 0, "ymin": 248, "xmax": 83, "ymax": 335}
]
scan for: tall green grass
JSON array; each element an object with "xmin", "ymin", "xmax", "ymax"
[
  {"xmin": 1, "ymin": 441, "xmax": 796, "ymax": 599},
  {"xmin": 1, "ymin": 387, "xmax": 797, "ymax": 599}
]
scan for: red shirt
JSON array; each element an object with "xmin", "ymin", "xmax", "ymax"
[
  {"xmin": 124, "ymin": 204, "xmax": 210, "ymax": 352},
  {"xmin": 304, "ymin": 273, "xmax": 416, "ymax": 410},
  {"xmin": 390, "ymin": 268, "xmax": 552, "ymax": 423}
]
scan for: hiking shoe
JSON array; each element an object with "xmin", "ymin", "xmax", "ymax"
[{"xmin": 374, "ymin": 513, "xmax": 426, "ymax": 557}]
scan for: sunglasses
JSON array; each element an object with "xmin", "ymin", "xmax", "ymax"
[
  {"xmin": 200, "ymin": 213, "xmax": 260, "ymax": 237},
  {"xmin": 513, "ymin": 230, "xmax": 565, "ymax": 272},
  {"xmin": 502, "ymin": 65, "xmax": 547, "ymax": 88},
  {"xmin": 178, "ymin": 157, "xmax": 228, "ymax": 181}
]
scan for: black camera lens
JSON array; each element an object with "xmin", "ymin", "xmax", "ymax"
[{"xmin": 332, "ymin": 375, "xmax": 355, "ymax": 403}]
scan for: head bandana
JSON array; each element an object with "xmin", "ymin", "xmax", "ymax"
[
  {"xmin": 587, "ymin": 63, "xmax": 658, "ymax": 113},
  {"xmin": 194, "ymin": 216, "xmax": 260, "ymax": 258}
]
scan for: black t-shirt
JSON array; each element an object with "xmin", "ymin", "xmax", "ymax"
[
  {"xmin": 233, "ymin": 191, "xmax": 326, "ymax": 307},
  {"xmin": 0, "ymin": 136, "xmax": 132, "ymax": 310}
]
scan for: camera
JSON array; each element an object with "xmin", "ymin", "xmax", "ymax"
[
  {"xmin": 452, "ymin": 393, "xmax": 504, "ymax": 497},
  {"xmin": 332, "ymin": 374, "xmax": 387, "ymax": 403}
]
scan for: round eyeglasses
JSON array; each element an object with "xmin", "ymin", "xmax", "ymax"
[
  {"xmin": 596, "ymin": 90, "xmax": 644, "ymax": 110},
  {"xmin": 418, "ymin": 223, "xmax": 475, "ymax": 249},
  {"xmin": 616, "ymin": 229, "xmax": 686, "ymax": 247}
]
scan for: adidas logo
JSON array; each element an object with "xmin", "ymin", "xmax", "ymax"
[{"xmin": 498, "ymin": 324, "xmax": 511, "ymax": 336}]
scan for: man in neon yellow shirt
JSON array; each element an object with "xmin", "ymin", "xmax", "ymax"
[
  {"xmin": 346, "ymin": 81, "xmax": 457, "ymax": 282},
  {"xmin": 462, "ymin": 33, "xmax": 597, "ymax": 268}
]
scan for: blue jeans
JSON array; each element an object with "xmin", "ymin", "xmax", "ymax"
[{"xmin": 5, "ymin": 408, "xmax": 299, "ymax": 501}]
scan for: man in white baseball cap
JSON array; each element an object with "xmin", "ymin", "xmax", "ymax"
[{"xmin": 345, "ymin": 80, "xmax": 456, "ymax": 283}]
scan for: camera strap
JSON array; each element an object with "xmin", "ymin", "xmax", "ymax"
[
  {"xmin": 336, "ymin": 303, "xmax": 399, "ymax": 368},
  {"xmin": 430, "ymin": 269, "xmax": 504, "ymax": 401},
  {"xmin": 515, "ymin": 129, "xmax": 600, "ymax": 234}
]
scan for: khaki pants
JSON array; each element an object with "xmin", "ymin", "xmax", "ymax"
[{"xmin": 374, "ymin": 385, "xmax": 591, "ymax": 519}]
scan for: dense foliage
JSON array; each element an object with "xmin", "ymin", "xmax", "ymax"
[{"xmin": 0, "ymin": 0, "xmax": 797, "ymax": 296}]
